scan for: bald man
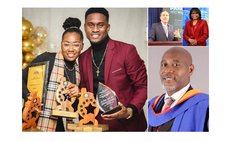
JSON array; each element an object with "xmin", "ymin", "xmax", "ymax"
[{"xmin": 148, "ymin": 47, "xmax": 209, "ymax": 132}]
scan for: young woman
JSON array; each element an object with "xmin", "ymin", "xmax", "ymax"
[{"xmin": 22, "ymin": 17, "xmax": 84, "ymax": 131}]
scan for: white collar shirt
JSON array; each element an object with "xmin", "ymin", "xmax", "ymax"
[{"xmin": 164, "ymin": 83, "xmax": 191, "ymax": 108}]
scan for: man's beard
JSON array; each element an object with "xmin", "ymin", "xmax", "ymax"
[{"xmin": 162, "ymin": 84, "xmax": 177, "ymax": 93}]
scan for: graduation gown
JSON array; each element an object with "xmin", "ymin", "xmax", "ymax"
[{"xmin": 148, "ymin": 89, "xmax": 209, "ymax": 132}]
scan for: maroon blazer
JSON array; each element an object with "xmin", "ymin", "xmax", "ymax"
[
  {"xmin": 79, "ymin": 39, "xmax": 147, "ymax": 131},
  {"xmin": 183, "ymin": 19, "xmax": 209, "ymax": 46}
]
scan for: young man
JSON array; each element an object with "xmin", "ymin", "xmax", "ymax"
[
  {"xmin": 79, "ymin": 8, "xmax": 147, "ymax": 131},
  {"xmin": 148, "ymin": 47, "xmax": 209, "ymax": 132}
]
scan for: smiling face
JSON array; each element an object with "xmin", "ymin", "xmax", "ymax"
[
  {"xmin": 191, "ymin": 11, "xmax": 200, "ymax": 20},
  {"xmin": 84, "ymin": 13, "xmax": 110, "ymax": 44},
  {"xmin": 61, "ymin": 32, "xmax": 83, "ymax": 61},
  {"xmin": 189, "ymin": 8, "xmax": 201, "ymax": 20},
  {"xmin": 160, "ymin": 47, "xmax": 194, "ymax": 95}
]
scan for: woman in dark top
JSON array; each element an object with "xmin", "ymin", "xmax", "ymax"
[{"xmin": 22, "ymin": 17, "xmax": 84, "ymax": 131}]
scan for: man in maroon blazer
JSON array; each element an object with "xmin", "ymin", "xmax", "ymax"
[{"xmin": 79, "ymin": 8, "xmax": 147, "ymax": 131}]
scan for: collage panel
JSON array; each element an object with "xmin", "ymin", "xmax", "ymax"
[
  {"xmin": 148, "ymin": 7, "xmax": 183, "ymax": 46},
  {"xmin": 182, "ymin": 7, "xmax": 209, "ymax": 46},
  {"xmin": 147, "ymin": 6, "xmax": 209, "ymax": 132},
  {"xmin": 147, "ymin": 46, "xmax": 209, "ymax": 131},
  {"xmin": 22, "ymin": 8, "xmax": 148, "ymax": 132}
]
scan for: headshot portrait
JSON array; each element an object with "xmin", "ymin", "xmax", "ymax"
[{"xmin": 148, "ymin": 46, "xmax": 209, "ymax": 131}]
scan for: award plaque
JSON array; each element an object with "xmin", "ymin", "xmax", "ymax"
[
  {"xmin": 96, "ymin": 82, "xmax": 121, "ymax": 115},
  {"xmin": 27, "ymin": 61, "xmax": 49, "ymax": 109}
]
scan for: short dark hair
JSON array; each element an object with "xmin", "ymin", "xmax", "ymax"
[
  {"xmin": 189, "ymin": 8, "xmax": 202, "ymax": 20},
  {"xmin": 160, "ymin": 10, "xmax": 169, "ymax": 17},
  {"xmin": 85, "ymin": 8, "xmax": 109, "ymax": 22}
]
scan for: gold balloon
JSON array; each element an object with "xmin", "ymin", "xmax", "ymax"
[
  {"xmin": 22, "ymin": 38, "xmax": 35, "ymax": 53},
  {"xmin": 31, "ymin": 26, "xmax": 48, "ymax": 46},
  {"xmin": 33, "ymin": 42, "xmax": 48, "ymax": 56},
  {"xmin": 22, "ymin": 62, "xmax": 29, "ymax": 70},
  {"xmin": 24, "ymin": 52, "xmax": 35, "ymax": 63},
  {"xmin": 22, "ymin": 17, "xmax": 33, "ymax": 40},
  {"xmin": 22, "ymin": 53, "xmax": 25, "ymax": 62}
]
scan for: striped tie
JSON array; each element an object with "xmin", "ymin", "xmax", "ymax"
[{"xmin": 162, "ymin": 97, "xmax": 175, "ymax": 111}]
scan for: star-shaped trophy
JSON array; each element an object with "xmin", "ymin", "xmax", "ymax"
[{"xmin": 67, "ymin": 88, "xmax": 109, "ymax": 132}]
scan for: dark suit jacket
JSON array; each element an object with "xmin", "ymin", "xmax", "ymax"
[
  {"xmin": 149, "ymin": 22, "xmax": 179, "ymax": 41},
  {"xmin": 79, "ymin": 39, "xmax": 147, "ymax": 131},
  {"xmin": 183, "ymin": 19, "xmax": 209, "ymax": 46}
]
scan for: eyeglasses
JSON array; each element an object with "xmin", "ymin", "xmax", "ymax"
[{"xmin": 62, "ymin": 42, "xmax": 82, "ymax": 51}]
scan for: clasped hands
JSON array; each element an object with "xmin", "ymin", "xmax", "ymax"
[{"xmin": 188, "ymin": 38, "xmax": 198, "ymax": 46}]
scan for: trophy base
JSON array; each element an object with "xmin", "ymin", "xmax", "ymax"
[
  {"xmin": 22, "ymin": 127, "xmax": 42, "ymax": 132},
  {"xmin": 68, "ymin": 123, "xmax": 109, "ymax": 132},
  {"xmin": 52, "ymin": 110, "xmax": 78, "ymax": 118},
  {"xmin": 102, "ymin": 106, "xmax": 122, "ymax": 115}
]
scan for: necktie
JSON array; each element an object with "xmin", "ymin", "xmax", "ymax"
[
  {"xmin": 163, "ymin": 25, "xmax": 168, "ymax": 38},
  {"xmin": 162, "ymin": 97, "xmax": 175, "ymax": 111}
]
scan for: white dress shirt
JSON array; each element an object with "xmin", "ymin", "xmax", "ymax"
[
  {"xmin": 161, "ymin": 22, "xmax": 168, "ymax": 37},
  {"xmin": 163, "ymin": 83, "xmax": 191, "ymax": 110}
]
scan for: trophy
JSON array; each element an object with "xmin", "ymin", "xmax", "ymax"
[
  {"xmin": 67, "ymin": 88, "xmax": 109, "ymax": 132},
  {"xmin": 51, "ymin": 76, "xmax": 78, "ymax": 118},
  {"xmin": 78, "ymin": 88, "xmax": 99, "ymax": 126},
  {"xmin": 96, "ymin": 82, "xmax": 121, "ymax": 115},
  {"xmin": 23, "ymin": 61, "xmax": 49, "ymax": 131},
  {"xmin": 22, "ymin": 92, "xmax": 42, "ymax": 131}
]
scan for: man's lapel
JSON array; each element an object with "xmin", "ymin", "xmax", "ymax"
[
  {"xmin": 104, "ymin": 39, "xmax": 115, "ymax": 84},
  {"xmin": 86, "ymin": 47, "xmax": 94, "ymax": 92}
]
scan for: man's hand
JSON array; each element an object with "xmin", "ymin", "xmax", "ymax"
[
  {"xmin": 174, "ymin": 29, "xmax": 181, "ymax": 39},
  {"xmin": 101, "ymin": 102, "xmax": 133, "ymax": 120}
]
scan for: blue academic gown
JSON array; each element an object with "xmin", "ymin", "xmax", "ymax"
[{"xmin": 148, "ymin": 89, "xmax": 209, "ymax": 132}]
